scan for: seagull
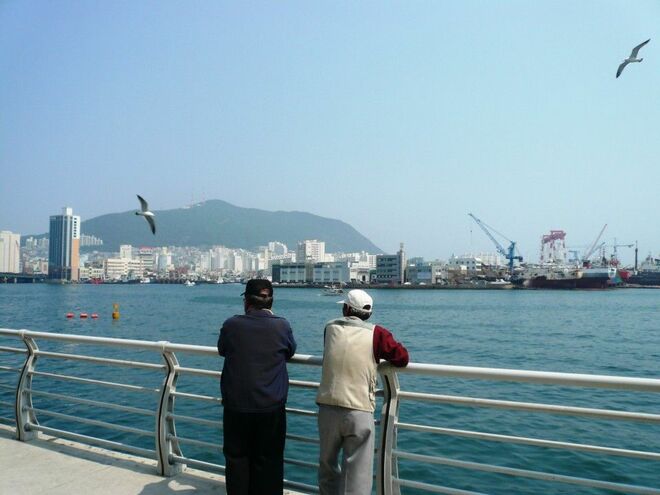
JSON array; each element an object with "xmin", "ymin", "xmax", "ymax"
[
  {"xmin": 135, "ymin": 195, "xmax": 156, "ymax": 235},
  {"xmin": 616, "ymin": 39, "xmax": 650, "ymax": 78}
]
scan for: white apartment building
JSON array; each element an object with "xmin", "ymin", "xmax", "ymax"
[
  {"xmin": 80, "ymin": 234, "xmax": 103, "ymax": 247},
  {"xmin": 157, "ymin": 248, "xmax": 172, "ymax": 273},
  {"xmin": 296, "ymin": 240, "xmax": 325, "ymax": 263},
  {"xmin": 119, "ymin": 245, "xmax": 133, "ymax": 260},
  {"xmin": 230, "ymin": 252, "xmax": 244, "ymax": 273},
  {"xmin": 0, "ymin": 231, "xmax": 21, "ymax": 273},
  {"xmin": 268, "ymin": 241, "xmax": 288, "ymax": 256}
]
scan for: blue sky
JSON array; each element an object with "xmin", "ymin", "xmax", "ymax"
[{"xmin": 1, "ymin": 1, "xmax": 658, "ymax": 263}]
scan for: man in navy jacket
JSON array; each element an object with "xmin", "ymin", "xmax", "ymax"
[{"xmin": 218, "ymin": 279, "xmax": 297, "ymax": 494}]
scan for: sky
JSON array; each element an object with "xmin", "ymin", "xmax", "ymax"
[{"xmin": 1, "ymin": 1, "xmax": 658, "ymax": 264}]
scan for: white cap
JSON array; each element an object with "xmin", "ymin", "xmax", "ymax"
[{"xmin": 337, "ymin": 289, "xmax": 373, "ymax": 313}]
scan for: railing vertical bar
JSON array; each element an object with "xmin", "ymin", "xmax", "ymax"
[
  {"xmin": 15, "ymin": 332, "xmax": 38, "ymax": 441},
  {"xmin": 156, "ymin": 344, "xmax": 185, "ymax": 476},
  {"xmin": 377, "ymin": 367, "xmax": 401, "ymax": 495}
]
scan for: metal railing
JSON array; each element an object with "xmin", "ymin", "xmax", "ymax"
[{"xmin": 0, "ymin": 328, "xmax": 659, "ymax": 495}]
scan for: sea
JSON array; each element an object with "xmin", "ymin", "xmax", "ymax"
[{"xmin": 0, "ymin": 284, "xmax": 658, "ymax": 494}]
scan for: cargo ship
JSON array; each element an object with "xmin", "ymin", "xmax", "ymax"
[
  {"xmin": 628, "ymin": 254, "xmax": 660, "ymax": 286},
  {"xmin": 514, "ymin": 265, "xmax": 616, "ymax": 289}
]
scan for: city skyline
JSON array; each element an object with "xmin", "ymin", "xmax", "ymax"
[
  {"xmin": 1, "ymin": 2, "xmax": 659, "ymax": 265},
  {"xmin": 6, "ymin": 199, "xmax": 654, "ymax": 266}
]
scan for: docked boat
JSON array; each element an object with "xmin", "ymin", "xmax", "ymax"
[
  {"xmin": 628, "ymin": 254, "xmax": 660, "ymax": 286},
  {"xmin": 515, "ymin": 264, "xmax": 616, "ymax": 289}
]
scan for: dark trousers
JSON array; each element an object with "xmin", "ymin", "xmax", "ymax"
[{"xmin": 223, "ymin": 406, "xmax": 287, "ymax": 495}]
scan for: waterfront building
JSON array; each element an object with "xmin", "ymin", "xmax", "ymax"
[
  {"xmin": 312, "ymin": 261, "xmax": 349, "ymax": 284},
  {"xmin": 137, "ymin": 247, "xmax": 156, "ymax": 271},
  {"xmin": 296, "ymin": 239, "xmax": 326, "ymax": 263},
  {"xmin": 374, "ymin": 243, "xmax": 406, "ymax": 284},
  {"xmin": 78, "ymin": 265, "xmax": 105, "ymax": 281},
  {"xmin": 0, "ymin": 231, "xmax": 21, "ymax": 273},
  {"xmin": 48, "ymin": 207, "xmax": 80, "ymax": 282},
  {"xmin": 447, "ymin": 254, "xmax": 483, "ymax": 274},
  {"xmin": 348, "ymin": 262, "xmax": 371, "ymax": 283},
  {"xmin": 406, "ymin": 261, "xmax": 446, "ymax": 285},
  {"xmin": 104, "ymin": 258, "xmax": 144, "ymax": 280},
  {"xmin": 276, "ymin": 262, "xmax": 310, "ymax": 283}
]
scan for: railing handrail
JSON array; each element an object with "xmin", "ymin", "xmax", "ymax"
[
  {"xmin": 1, "ymin": 328, "xmax": 659, "ymax": 495},
  {"xmin": 0, "ymin": 328, "xmax": 323, "ymax": 364},
  {"xmin": 388, "ymin": 362, "xmax": 660, "ymax": 391},
  {"xmin": 3, "ymin": 329, "xmax": 657, "ymax": 391}
]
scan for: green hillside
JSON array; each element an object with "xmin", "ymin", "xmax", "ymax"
[{"xmin": 77, "ymin": 200, "xmax": 381, "ymax": 253}]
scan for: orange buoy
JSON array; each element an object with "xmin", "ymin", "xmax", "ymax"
[
  {"xmin": 66, "ymin": 313, "xmax": 74, "ymax": 319},
  {"xmin": 112, "ymin": 302, "xmax": 120, "ymax": 320},
  {"xmin": 80, "ymin": 313, "xmax": 88, "ymax": 319},
  {"xmin": 91, "ymin": 313, "xmax": 98, "ymax": 319}
]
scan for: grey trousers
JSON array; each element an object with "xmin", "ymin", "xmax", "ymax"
[{"xmin": 318, "ymin": 404, "xmax": 375, "ymax": 495}]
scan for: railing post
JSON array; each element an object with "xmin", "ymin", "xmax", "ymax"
[
  {"xmin": 156, "ymin": 343, "xmax": 185, "ymax": 476},
  {"xmin": 377, "ymin": 364, "xmax": 401, "ymax": 495},
  {"xmin": 15, "ymin": 331, "xmax": 38, "ymax": 441}
]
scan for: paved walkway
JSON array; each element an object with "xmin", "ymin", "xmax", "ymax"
[
  {"xmin": 0, "ymin": 424, "xmax": 229, "ymax": 494},
  {"xmin": 0, "ymin": 425, "xmax": 308, "ymax": 494}
]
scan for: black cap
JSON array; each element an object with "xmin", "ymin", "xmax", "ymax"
[{"xmin": 241, "ymin": 279, "xmax": 273, "ymax": 297}]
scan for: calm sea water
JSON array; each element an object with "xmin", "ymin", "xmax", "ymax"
[{"xmin": 0, "ymin": 284, "xmax": 658, "ymax": 493}]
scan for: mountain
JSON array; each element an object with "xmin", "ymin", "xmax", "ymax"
[{"xmin": 77, "ymin": 200, "xmax": 382, "ymax": 253}]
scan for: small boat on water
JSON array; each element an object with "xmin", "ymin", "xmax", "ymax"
[
  {"xmin": 321, "ymin": 286, "xmax": 344, "ymax": 296},
  {"xmin": 184, "ymin": 280, "xmax": 196, "ymax": 287},
  {"xmin": 487, "ymin": 279, "xmax": 513, "ymax": 289}
]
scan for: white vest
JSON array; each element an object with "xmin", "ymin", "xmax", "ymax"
[{"xmin": 316, "ymin": 317, "xmax": 378, "ymax": 412}]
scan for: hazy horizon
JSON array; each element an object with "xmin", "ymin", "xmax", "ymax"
[{"xmin": 2, "ymin": 2, "xmax": 659, "ymax": 264}]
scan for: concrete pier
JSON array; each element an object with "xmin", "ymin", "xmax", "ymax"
[{"xmin": 0, "ymin": 425, "xmax": 227, "ymax": 494}]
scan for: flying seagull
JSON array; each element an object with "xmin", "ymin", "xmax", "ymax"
[
  {"xmin": 136, "ymin": 195, "xmax": 156, "ymax": 235},
  {"xmin": 616, "ymin": 39, "xmax": 650, "ymax": 78}
]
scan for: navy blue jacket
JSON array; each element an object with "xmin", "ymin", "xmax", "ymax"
[{"xmin": 217, "ymin": 309, "xmax": 297, "ymax": 412}]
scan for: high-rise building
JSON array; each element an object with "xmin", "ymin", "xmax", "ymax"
[
  {"xmin": 48, "ymin": 207, "xmax": 80, "ymax": 281},
  {"xmin": 296, "ymin": 240, "xmax": 326, "ymax": 263},
  {"xmin": 0, "ymin": 231, "xmax": 21, "ymax": 273}
]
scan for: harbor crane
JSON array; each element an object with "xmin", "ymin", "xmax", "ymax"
[
  {"xmin": 582, "ymin": 224, "xmax": 607, "ymax": 266},
  {"xmin": 468, "ymin": 213, "xmax": 522, "ymax": 276},
  {"xmin": 607, "ymin": 239, "xmax": 635, "ymax": 265}
]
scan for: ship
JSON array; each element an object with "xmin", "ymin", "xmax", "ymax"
[
  {"xmin": 513, "ymin": 264, "xmax": 616, "ymax": 289},
  {"xmin": 628, "ymin": 254, "xmax": 660, "ymax": 286}
]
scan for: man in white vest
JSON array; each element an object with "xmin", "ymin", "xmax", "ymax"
[{"xmin": 316, "ymin": 289, "xmax": 409, "ymax": 495}]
